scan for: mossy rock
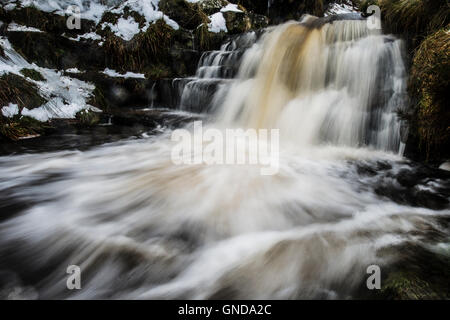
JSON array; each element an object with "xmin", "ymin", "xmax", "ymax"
[
  {"xmin": 159, "ymin": 0, "xmax": 207, "ymax": 30},
  {"xmin": 409, "ymin": 29, "xmax": 450, "ymax": 162},
  {"xmin": 75, "ymin": 109, "xmax": 100, "ymax": 127},
  {"xmin": 19, "ymin": 68, "xmax": 45, "ymax": 81},
  {"xmin": 379, "ymin": 271, "xmax": 441, "ymax": 299},
  {"xmin": 373, "ymin": 243, "xmax": 450, "ymax": 300},
  {"xmin": 0, "ymin": 6, "xmax": 95, "ymax": 36},
  {"xmin": 0, "ymin": 73, "xmax": 46, "ymax": 111},
  {"xmin": 222, "ymin": 10, "xmax": 252, "ymax": 34},
  {"xmin": 0, "ymin": 115, "xmax": 51, "ymax": 141},
  {"xmin": 7, "ymin": 31, "xmax": 106, "ymax": 71}
]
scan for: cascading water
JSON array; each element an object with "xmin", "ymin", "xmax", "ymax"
[
  {"xmin": 215, "ymin": 15, "xmax": 407, "ymax": 152},
  {"xmin": 0, "ymin": 14, "xmax": 449, "ymax": 300}
]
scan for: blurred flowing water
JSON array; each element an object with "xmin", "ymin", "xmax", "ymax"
[{"xmin": 0, "ymin": 15, "xmax": 449, "ymax": 299}]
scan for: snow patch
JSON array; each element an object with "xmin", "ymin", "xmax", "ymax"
[
  {"xmin": 221, "ymin": 4, "xmax": 243, "ymax": 13},
  {"xmin": 1, "ymin": 103, "xmax": 19, "ymax": 118},
  {"xmin": 69, "ymin": 32, "xmax": 102, "ymax": 42},
  {"xmin": 103, "ymin": 68, "xmax": 146, "ymax": 79},
  {"xmin": 7, "ymin": 22, "xmax": 43, "ymax": 33},
  {"xmin": 208, "ymin": 12, "xmax": 227, "ymax": 33},
  {"xmin": 102, "ymin": 16, "xmax": 141, "ymax": 41}
]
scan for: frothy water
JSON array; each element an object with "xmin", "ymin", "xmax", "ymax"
[{"xmin": 0, "ymin": 16, "xmax": 449, "ymax": 299}]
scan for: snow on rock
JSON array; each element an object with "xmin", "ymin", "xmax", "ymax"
[
  {"xmin": 109, "ymin": 0, "xmax": 180, "ymax": 31},
  {"xmin": 325, "ymin": 1, "xmax": 358, "ymax": 17},
  {"xmin": 65, "ymin": 68, "xmax": 83, "ymax": 74},
  {"xmin": 0, "ymin": 36, "xmax": 97, "ymax": 122},
  {"xmin": 103, "ymin": 68, "xmax": 146, "ymax": 79},
  {"xmin": 102, "ymin": 16, "xmax": 141, "ymax": 41},
  {"xmin": 68, "ymin": 32, "xmax": 102, "ymax": 42},
  {"xmin": 220, "ymin": 4, "xmax": 243, "ymax": 13},
  {"xmin": 7, "ymin": 22, "xmax": 43, "ymax": 32},
  {"xmin": 1, "ymin": 103, "xmax": 19, "ymax": 118},
  {"xmin": 208, "ymin": 12, "xmax": 227, "ymax": 33}
]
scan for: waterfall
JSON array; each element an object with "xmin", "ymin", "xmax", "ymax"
[
  {"xmin": 0, "ymin": 13, "xmax": 448, "ymax": 300},
  {"xmin": 215, "ymin": 16, "xmax": 408, "ymax": 153}
]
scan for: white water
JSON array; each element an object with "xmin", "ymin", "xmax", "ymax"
[{"xmin": 0, "ymin": 16, "xmax": 449, "ymax": 299}]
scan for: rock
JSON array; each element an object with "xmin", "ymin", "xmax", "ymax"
[
  {"xmin": 7, "ymin": 31, "xmax": 105, "ymax": 70},
  {"xmin": 439, "ymin": 162, "xmax": 450, "ymax": 171},
  {"xmin": 159, "ymin": 0, "xmax": 206, "ymax": 30},
  {"xmin": 222, "ymin": 11, "xmax": 252, "ymax": 34},
  {"xmin": 249, "ymin": 12, "xmax": 269, "ymax": 30},
  {"xmin": 75, "ymin": 109, "xmax": 100, "ymax": 127},
  {"xmin": 199, "ymin": 0, "xmax": 229, "ymax": 15}
]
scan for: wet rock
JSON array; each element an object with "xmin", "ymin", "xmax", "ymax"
[{"xmin": 375, "ymin": 245, "xmax": 450, "ymax": 300}]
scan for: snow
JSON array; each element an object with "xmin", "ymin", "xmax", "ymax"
[
  {"xmin": 65, "ymin": 68, "xmax": 83, "ymax": 73},
  {"xmin": 0, "ymin": 36, "xmax": 96, "ymax": 122},
  {"xmin": 103, "ymin": 68, "xmax": 146, "ymax": 79},
  {"xmin": 8, "ymin": 0, "xmax": 109, "ymax": 23},
  {"xmin": 208, "ymin": 12, "xmax": 227, "ymax": 33},
  {"xmin": 109, "ymin": 0, "xmax": 180, "ymax": 31},
  {"xmin": 325, "ymin": 1, "xmax": 358, "ymax": 17},
  {"xmin": 7, "ymin": 22, "xmax": 43, "ymax": 33},
  {"xmin": 69, "ymin": 32, "xmax": 102, "ymax": 42},
  {"xmin": 102, "ymin": 16, "xmax": 141, "ymax": 41},
  {"xmin": 4, "ymin": 3, "xmax": 17, "ymax": 11},
  {"xmin": 221, "ymin": 4, "xmax": 243, "ymax": 13},
  {"xmin": 1, "ymin": 103, "xmax": 19, "ymax": 118}
]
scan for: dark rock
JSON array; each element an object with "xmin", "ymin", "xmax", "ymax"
[
  {"xmin": 222, "ymin": 10, "xmax": 252, "ymax": 34},
  {"xmin": 159, "ymin": 0, "xmax": 207, "ymax": 30}
]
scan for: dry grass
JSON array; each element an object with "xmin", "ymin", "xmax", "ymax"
[
  {"xmin": 410, "ymin": 28, "xmax": 450, "ymax": 160},
  {"xmin": 378, "ymin": 0, "xmax": 450, "ymax": 38}
]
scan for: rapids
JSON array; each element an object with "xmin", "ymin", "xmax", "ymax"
[{"xmin": 0, "ymin": 14, "xmax": 449, "ymax": 299}]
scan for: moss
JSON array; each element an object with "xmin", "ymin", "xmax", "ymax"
[
  {"xmin": 373, "ymin": 243, "xmax": 450, "ymax": 300},
  {"xmin": 145, "ymin": 64, "xmax": 172, "ymax": 79},
  {"xmin": 409, "ymin": 29, "xmax": 450, "ymax": 162},
  {"xmin": 0, "ymin": 73, "xmax": 46, "ymax": 111},
  {"xmin": 75, "ymin": 109, "xmax": 100, "ymax": 127},
  {"xmin": 19, "ymin": 68, "xmax": 45, "ymax": 81},
  {"xmin": 0, "ymin": 115, "xmax": 50, "ymax": 141},
  {"xmin": 88, "ymin": 86, "xmax": 108, "ymax": 111}
]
